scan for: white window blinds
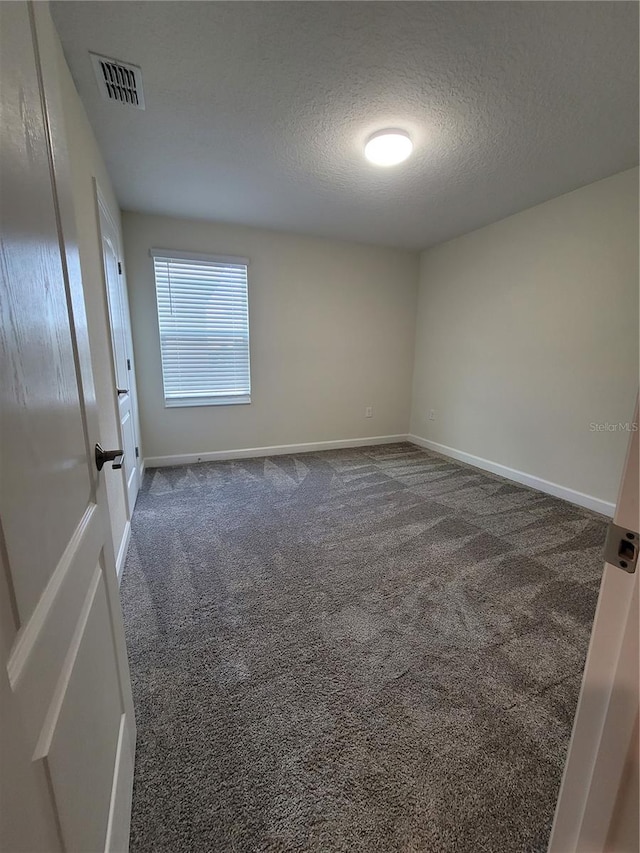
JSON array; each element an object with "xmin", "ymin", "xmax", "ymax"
[{"xmin": 151, "ymin": 249, "xmax": 251, "ymax": 407}]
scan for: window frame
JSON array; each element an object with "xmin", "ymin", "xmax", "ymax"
[{"xmin": 150, "ymin": 247, "xmax": 251, "ymax": 409}]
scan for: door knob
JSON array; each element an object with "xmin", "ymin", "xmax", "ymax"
[{"xmin": 95, "ymin": 443, "xmax": 124, "ymax": 471}]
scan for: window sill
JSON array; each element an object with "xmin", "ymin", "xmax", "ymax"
[{"xmin": 164, "ymin": 395, "xmax": 251, "ymax": 409}]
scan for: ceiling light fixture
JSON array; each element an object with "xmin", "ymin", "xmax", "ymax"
[{"xmin": 364, "ymin": 129, "xmax": 413, "ymax": 166}]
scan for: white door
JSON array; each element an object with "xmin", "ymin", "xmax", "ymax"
[
  {"xmin": 549, "ymin": 400, "xmax": 638, "ymax": 852},
  {"xmin": 0, "ymin": 3, "xmax": 136, "ymax": 852},
  {"xmin": 96, "ymin": 192, "xmax": 141, "ymax": 515}
]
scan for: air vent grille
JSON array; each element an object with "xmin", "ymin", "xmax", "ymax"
[{"xmin": 90, "ymin": 53, "xmax": 145, "ymax": 110}]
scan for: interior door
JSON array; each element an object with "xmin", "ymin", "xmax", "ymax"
[
  {"xmin": 0, "ymin": 3, "xmax": 136, "ymax": 851},
  {"xmin": 549, "ymin": 399, "xmax": 638, "ymax": 852},
  {"xmin": 97, "ymin": 192, "xmax": 140, "ymax": 516}
]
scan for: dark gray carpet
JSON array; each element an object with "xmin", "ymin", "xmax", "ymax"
[{"xmin": 121, "ymin": 442, "xmax": 607, "ymax": 853}]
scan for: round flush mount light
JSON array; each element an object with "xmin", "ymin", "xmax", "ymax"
[{"xmin": 364, "ymin": 129, "xmax": 413, "ymax": 166}]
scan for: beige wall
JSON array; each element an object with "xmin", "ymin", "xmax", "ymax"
[
  {"xmin": 51, "ymin": 19, "xmax": 638, "ymax": 510},
  {"xmin": 122, "ymin": 212, "xmax": 419, "ymax": 460},
  {"xmin": 53, "ymin": 23, "xmax": 131, "ymax": 562},
  {"xmin": 410, "ymin": 168, "xmax": 639, "ymax": 507}
]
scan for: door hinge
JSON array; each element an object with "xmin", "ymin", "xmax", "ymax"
[
  {"xmin": 117, "ymin": 261, "xmax": 122, "ymax": 275},
  {"xmin": 604, "ymin": 523, "xmax": 638, "ymax": 574},
  {"xmin": 135, "ymin": 446, "xmax": 139, "ymax": 459},
  {"xmin": 127, "ymin": 358, "xmax": 131, "ymax": 370}
]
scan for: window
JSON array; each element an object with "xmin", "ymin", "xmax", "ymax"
[{"xmin": 151, "ymin": 248, "xmax": 251, "ymax": 407}]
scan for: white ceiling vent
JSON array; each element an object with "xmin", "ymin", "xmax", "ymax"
[{"xmin": 90, "ymin": 53, "xmax": 145, "ymax": 110}]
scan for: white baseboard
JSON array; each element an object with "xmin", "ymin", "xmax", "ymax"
[
  {"xmin": 407, "ymin": 434, "xmax": 615, "ymax": 517},
  {"xmin": 144, "ymin": 435, "xmax": 409, "ymax": 469},
  {"xmin": 143, "ymin": 432, "xmax": 614, "ymax": 517},
  {"xmin": 115, "ymin": 520, "xmax": 131, "ymax": 585}
]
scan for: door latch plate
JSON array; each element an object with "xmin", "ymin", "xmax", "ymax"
[{"xmin": 604, "ymin": 523, "xmax": 638, "ymax": 574}]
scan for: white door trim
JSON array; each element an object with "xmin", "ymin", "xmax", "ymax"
[
  {"xmin": 548, "ymin": 399, "xmax": 638, "ymax": 852},
  {"xmin": 115, "ymin": 520, "xmax": 132, "ymax": 585},
  {"xmin": 94, "ymin": 181, "xmax": 142, "ymax": 518}
]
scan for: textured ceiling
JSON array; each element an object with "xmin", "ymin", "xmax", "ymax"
[{"xmin": 52, "ymin": 1, "xmax": 638, "ymax": 250}]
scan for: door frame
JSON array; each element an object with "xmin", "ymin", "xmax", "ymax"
[
  {"xmin": 94, "ymin": 181, "xmax": 143, "ymax": 517},
  {"xmin": 549, "ymin": 399, "xmax": 638, "ymax": 851}
]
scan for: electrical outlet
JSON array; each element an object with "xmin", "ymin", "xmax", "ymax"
[
  {"xmin": 428, "ymin": 409, "xmax": 436, "ymax": 421},
  {"xmin": 365, "ymin": 406, "xmax": 373, "ymax": 418}
]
